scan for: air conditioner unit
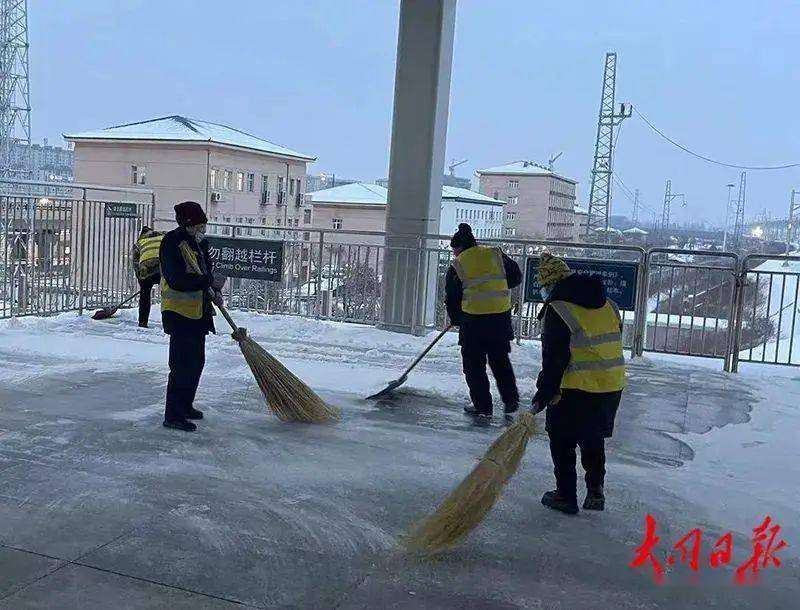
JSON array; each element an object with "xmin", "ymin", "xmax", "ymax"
[
  {"xmin": 210, "ymin": 192, "xmax": 222, "ymax": 203},
  {"xmin": 261, "ymin": 190, "xmax": 270, "ymax": 205}
]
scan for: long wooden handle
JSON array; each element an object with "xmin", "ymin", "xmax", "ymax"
[{"xmin": 400, "ymin": 325, "xmax": 452, "ymax": 378}]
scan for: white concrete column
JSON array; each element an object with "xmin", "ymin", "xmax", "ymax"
[{"xmin": 382, "ymin": 0, "xmax": 456, "ymax": 333}]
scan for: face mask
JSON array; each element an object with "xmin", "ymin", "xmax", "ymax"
[{"xmin": 540, "ymin": 287, "xmax": 550, "ymax": 301}]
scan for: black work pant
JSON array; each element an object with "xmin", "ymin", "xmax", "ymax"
[
  {"xmin": 548, "ymin": 432, "xmax": 606, "ymax": 501},
  {"xmin": 138, "ymin": 274, "xmax": 160, "ymax": 327},
  {"xmin": 461, "ymin": 342, "xmax": 519, "ymax": 414},
  {"xmin": 165, "ymin": 333, "xmax": 206, "ymax": 422}
]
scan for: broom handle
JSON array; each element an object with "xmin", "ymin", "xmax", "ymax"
[
  {"xmin": 400, "ymin": 325, "xmax": 452, "ymax": 378},
  {"xmin": 117, "ymin": 291, "xmax": 140, "ymax": 307},
  {"xmin": 179, "ymin": 241, "xmax": 239, "ymax": 332}
]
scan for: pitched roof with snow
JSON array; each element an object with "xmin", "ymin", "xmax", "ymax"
[
  {"xmin": 574, "ymin": 205, "xmax": 589, "ymax": 216},
  {"xmin": 623, "ymin": 227, "xmax": 649, "ymax": 235},
  {"xmin": 64, "ymin": 115, "xmax": 316, "ymax": 161},
  {"xmin": 441, "ymin": 186, "xmax": 503, "ymax": 206},
  {"xmin": 476, "ymin": 160, "xmax": 578, "ymax": 184},
  {"xmin": 307, "ymin": 182, "xmax": 388, "ymax": 205},
  {"xmin": 308, "ymin": 182, "xmax": 504, "ymax": 207}
]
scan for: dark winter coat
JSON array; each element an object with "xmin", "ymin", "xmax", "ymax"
[
  {"xmin": 444, "ymin": 247, "xmax": 523, "ymax": 346},
  {"xmin": 159, "ymin": 227, "xmax": 216, "ymax": 336},
  {"xmin": 533, "ymin": 273, "xmax": 622, "ymax": 439}
]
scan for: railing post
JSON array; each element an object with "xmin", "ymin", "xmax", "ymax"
[
  {"xmin": 727, "ymin": 262, "xmax": 746, "ymax": 373},
  {"xmin": 315, "ymin": 231, "xmax": 325, "ymax": 319},
  {"xmin": 410, "ymin": 235, "xmax": 423, "ymax": 334},
  {"xmin": 77, "ymin": 188, "xmax": 88, "ymax": 316},
  {"xmin": 516, "ymin": 253, "xmax": 528, "ymax": 345},
  {"xmin": 632, "ymin": 250, "xmax": 650, "ymax": 358}
]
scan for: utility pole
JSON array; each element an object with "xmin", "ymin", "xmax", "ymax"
[
  {"xmin": 660, "ymin": 180, "xmax": 685, "ymax": 238},
  {"xmin": 722, "ymin": 182, "xmax": 735, "ymax": 251},
  {"xmin": 787, "ymin": 189, "xmax": 799, "ymax": 257},
  {"xmin": 0, "ymin": 0, "xmax": 32, "ymax": 181},
  {"xmin": 632, "ymin": 188, "xmax": 639, "ymax": 225},
  {"xmin": 586, "ymin": 52, "xmax": 631, "ymax": 238},
  {"xmin": 730, "ymin": 171, "xmax": 747, "ymax": 251}
]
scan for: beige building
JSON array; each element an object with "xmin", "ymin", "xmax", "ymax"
[
  {"xmin": 574, "ymin": 205, "xmax": 589, "ymax": 240},
  {"xmin": 65, "ymin": 115, "xmax": 316, "ymax": 234},
  {"xmin": 476, "ymin": 160, "xmax": 578, "ymax": 240},
  {"xmin": 306, "ymin": 182, "xmax": 504, "ymax": 245}
]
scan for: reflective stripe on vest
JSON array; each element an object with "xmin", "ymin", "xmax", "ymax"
[
  {"xmin": 136, "ymin": 234, "xmax": 163, "ymax": 279},
  {"xmin": 451, "ymin": 246, "xmax": 511, "ymax": 315},
  {"xmin": 548, "ymin": 298, "xmax": 625, "ymax": 393},
  {"xmin": 160, "ymin": 241, "xmax": 204, "ymax": 320}
]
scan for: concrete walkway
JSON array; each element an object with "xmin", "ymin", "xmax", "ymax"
[{"xmin": 0, "ymin": 347, "xmax": 798, "ymax": 608}]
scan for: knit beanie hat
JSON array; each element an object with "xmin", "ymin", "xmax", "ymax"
[
  {"xmin": 174, "ymin": 201, "xmax": 208, "ymax": 227},
  {"xmin": 537, "ymin": 253, "xmax": 572, "ymax": 288},
  {"xmin": 450, "ymin": 223, "xmax": 478, "ymax": 249}
]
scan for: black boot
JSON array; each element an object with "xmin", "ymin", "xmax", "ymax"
[
  {"xmin": 541, "ymin": 489, "xmax": 579, "ymax": 515},
  {"xmin": 504, "ymin": 401, "xmax": 519, "ymax": 415},
  {"xmin": 464, "ymin": 405, "xmax": 492, "ymax": 419},
  {"xmin": 583, "ymin": 486, "xmax": 605, "ymax": 511},
  {"xmin": 185, "ymin": 407, "xmax": 204, "ymax": 420},
  {"xmin": 163, "ymin": 418, "xmax": 197, "ymax": 432}
]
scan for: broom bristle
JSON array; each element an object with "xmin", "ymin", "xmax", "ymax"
[
  {"xmin": 236, "ymin": 333, "xmax": 339, "ymax": 423},
  {"xmin": 405, "ymin": 412, "xmax": 536, "ymax": 555}
]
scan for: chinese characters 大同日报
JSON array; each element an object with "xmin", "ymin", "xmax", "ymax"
[{"xmin": 629, "ymin": 514, "xmax": 787, "ymax": 585}]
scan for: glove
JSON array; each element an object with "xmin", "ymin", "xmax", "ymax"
[
  {"xmin": 212, "ymin": 272, "xmax": 227, "ymax": 290},
  {"xmin": 532, "ymin": 400, "xmax": 547, "ymax": 414}
]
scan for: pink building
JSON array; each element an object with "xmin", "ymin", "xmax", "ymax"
[
  {"xmin": 477, "ymin": 160, "xmax": 578, "ymax": 240},
  {"xmin": 65, "ymin": 115, "xmax": 316, "ymax": 233}
]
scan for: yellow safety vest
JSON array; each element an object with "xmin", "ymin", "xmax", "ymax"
[
  {"xmin": 452, "ymin": 246, "xmax": 511, "ymax": 315},
  {"xmin": 548, "ymin": 299, "xmax": 625, "ymax": 393},
  {"xmin": 160, "ymin": 240, "xmax": 205, "ymax": 320},
  {"xmin": 136, "ymin": 233, "xmax": 163, "ymax": 279}
]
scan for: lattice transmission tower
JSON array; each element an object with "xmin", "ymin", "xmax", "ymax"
[
  {"xmin": 586, "ymin": 52, "xmax": 631, "ymax": 237},
  {"xmin": 0, "ymin": 0, "xmax": 31, "ymax": 180},
  {"xmin": 730, "ymin": 172, "xmax": 747, "ymax": 250}
]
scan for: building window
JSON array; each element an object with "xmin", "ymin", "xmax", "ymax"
[
  {"xmin": 260, "ymin": 216, "xmax": 267, "ymax": 225},
  {"xmin": 236, "ymin": 171, "xmax": 244, "ymax": 191},
  {"xmin": 223, "ymin": 170, "xmax": 232, "ymax": 190},
  {"xmin": 261, "ymin": 175, "xmax": 269, "ymax": 193},
  {"xmin": 508, "ymin": 179, "xmax": 519, "ymax": 189},
  {"xmin": 303, "ymin": 208, "xmax": 312, "ymax": 224},
  {"xmin": 506, "ymin": 211, "xmax": 516, "ymax": 221},
  {"xmin": 303, "ymin": 231, "xmax": 310, "ymax": 241},
  {"xmin": 332, "ymin": 217, "xmax": 342, "ymax": 230},
  {"xmin": 275, "ymin": 217, "xmax": 282, "ymax": 226},
  {"xmin": 236, "ymin": 216, "xmax": 243, "ymax": 223},
  {"xmin": 293, "ymin": 218, "xmax": 299, "ymax": 227},
  {"xmin": 505, "ymin": 227, "xmax": 516, "ymax": 237},
  {"xmin": 247, "ymin": 172, "xmax": 255, "ymax": 192},
  {"xmin": 247, "ymin": 217, "xmax": 254, "ymax": 224},
  {"xmin": 131, "ymin": 165, "xmax": 146, "ymax": 185},
  {"xmin": 289, "ymin": 178, "xmax": 296, "ymax": 196},
  {"xmin": 247, "ymin": 227, "xmax": 253, "ymax": 236},
  {"xmin": 210, "ymin": 168, "xmax": 218, "ymax": 189},
  {"xmin": 507, "ymin": 195, "xmax": 518, "ymax": 205}
]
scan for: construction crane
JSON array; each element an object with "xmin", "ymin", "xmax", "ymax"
[
  {"xmin": 448, "ymin": 158, "xmax": 468, "ymax": 176},
  {"xmin": 548, "ymin": 152, "xmax": 563, "ymax": 171}
]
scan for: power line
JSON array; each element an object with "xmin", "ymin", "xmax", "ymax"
[{"xmin": 634, "ymin": 107, "xmax": 800, "ymax": 171}]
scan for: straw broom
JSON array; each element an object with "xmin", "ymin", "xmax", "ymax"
[
  {"xmin": 180, "ymin": 242, "xmax": 338, "ymax": 423},
  {"xmin": 405, "ymin": 412, "xmax": 536, "ymax": 555}
]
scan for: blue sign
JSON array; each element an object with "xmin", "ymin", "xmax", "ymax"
[{"xmin": 524, "ymin": 257, "xmax": 639, "ymax": 310}]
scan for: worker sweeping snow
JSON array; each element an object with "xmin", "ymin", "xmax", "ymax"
[
  {"xmin": 131, "ymin": 226, "xmax": 164, "ymax": 328},
  {"xmin": 445, "ymin": 223, "xmax": 522, "ymax": 420},
  {"xmin": 532, "ymin": 253, "xmax": 625, "ymax": 514},
  {"xmin": 159, "ymin": 201, "xmax": 226, "ymax": 432}
]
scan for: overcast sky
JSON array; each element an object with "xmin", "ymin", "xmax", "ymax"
[{"xmin": 32, "ymin": 0, "xmax": 800, "ymax": 226}]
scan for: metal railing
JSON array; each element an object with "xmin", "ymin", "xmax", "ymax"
[
  {"xmin": 1, "ymin": 180, "xmax": 154, "ymax": 318},
  {"xmin": 4, "ymin": 200, "xmax": 799, "ymax": 371}
]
